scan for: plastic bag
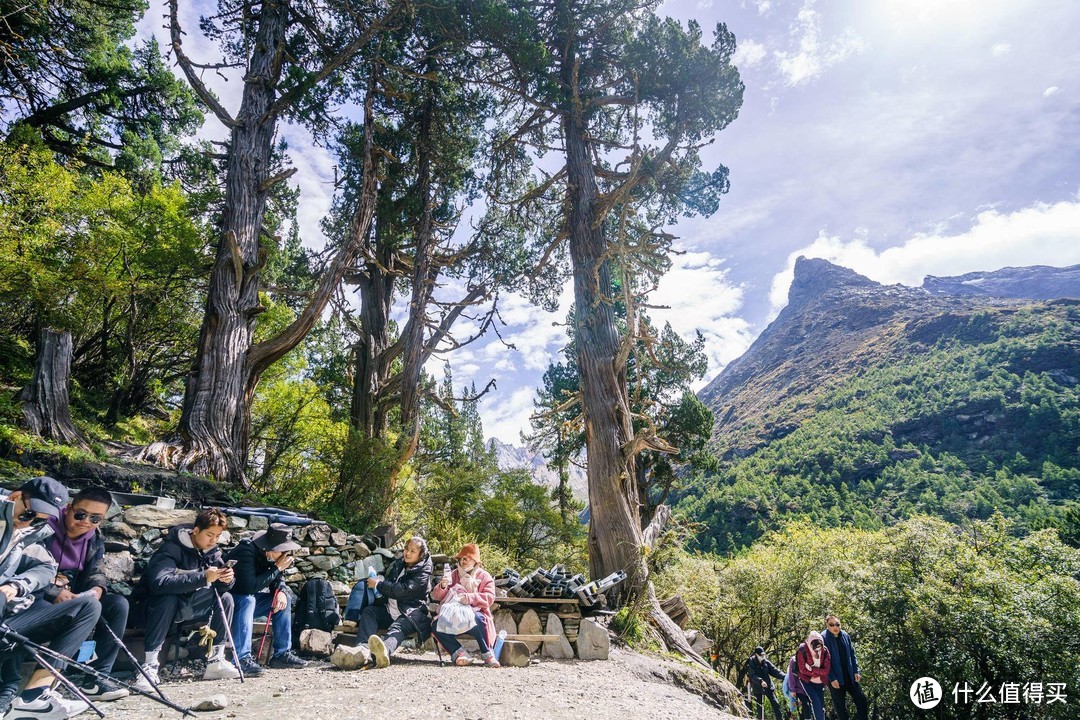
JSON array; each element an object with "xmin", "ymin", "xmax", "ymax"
[{"xmin": 436, "ymin": 598, "xmax": 477, "ymax": 635}]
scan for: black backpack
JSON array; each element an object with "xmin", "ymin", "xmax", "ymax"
[{"xmin": 293, "ymin": 578, "xmax": 341, "ymax": 641}]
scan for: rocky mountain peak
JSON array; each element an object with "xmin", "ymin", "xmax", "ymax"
[{"xmin": 787, "ymin": 256, "xmax": 882, "ymax": 307}]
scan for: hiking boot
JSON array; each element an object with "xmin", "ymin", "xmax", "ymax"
[
  {"xmin": 131, "ymin": 663, "xmax": 160, "ymax": 694},
  {"xmin": 202, "ymin": 658, "xmax": 241, "ymax": 681},
  {"xmin": 80, "ymin": 674, "xmax": 130, "ymax": 701},
  {"xmin": 367, "ymin": 635, "xmax": 389, "ymax": 669},
  {"xmin": 6, "ymin": 688, "xmax": 85, "ymax": 720},
  {"xmin": 267, "ymin": 650, "xmax": 307, "ymax": 669},
  {"xmin": 238, "ymin": 655, "xmax": 264, "ymax": 677}
]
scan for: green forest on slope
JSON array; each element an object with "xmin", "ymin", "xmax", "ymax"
[{"xmin": 677, "ymin": 302, "xmax": 1080, "ymax": 553}]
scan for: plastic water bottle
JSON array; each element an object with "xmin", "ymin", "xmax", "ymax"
[
  {"xmin": 367, "ymin": 565, "xmax": 381, "ymax": 602},
  {"xmin": 442, "ymin": 563, "xmax": 452, "ymax": 586},
  {"xmin": 493, "ymin": 629, "xmax": 507, "ymax": 661}
]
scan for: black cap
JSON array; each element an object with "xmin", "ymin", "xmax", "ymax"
[
  {"xmin": 19, "ymin": 476, "xmax": 70, "ymax": 518},
  {"xmin": 253, "ymin": 523, "xmax": 301, "ymax": 553},
  {"xmin": 753, "ymin": 646, "xmax": 765, "ymax": 655}
]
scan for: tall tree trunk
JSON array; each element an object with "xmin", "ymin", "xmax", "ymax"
[
  {"xmin": 20, "ymin": 328, "xmax": 87, "ymax": 448},
  {"xmin": 559, "ymin": 28, "xmax": 645, "ymax": 606},
  {"xmin": 349, "ymin": 218, "xmax": 395, "ymax": 440}
]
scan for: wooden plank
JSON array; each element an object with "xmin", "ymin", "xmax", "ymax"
[
  {"xmin": 493, "ymin": 597, "xmax": 579, "ymax": 605},
  {"xmin": 506, "ymin": 634, "xmax": 560, "ymax": 642}
]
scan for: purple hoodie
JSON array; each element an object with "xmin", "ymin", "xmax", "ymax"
[
  {"xmin": 46, "ymin": 508, "xmax": 94, "ymax": 576},
  {"xmin": 787, "ymin": 656, "xmax": 807, "ymax": 696}
]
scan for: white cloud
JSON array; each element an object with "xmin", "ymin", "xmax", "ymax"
[
  {"xmin": 774, "ymin": 1, "xmax": 867, "ymax": 86},
  {"xmin": 768, "ymin": 196, "xmax": 1080, "ymax": 313},
  {"xmin": 734, "ymin": 39, "xmax": 768, "ymax": 69},
  {"xmin": 990, "ymin": 42, "xmax": 1011, "ymax": 57},
  {"xmin": 479, "ymin": 387, "xmax": 538, "ymax": 446},
  {"xmin": 1044, "ymin": 86, "xmax": 1061, "ymax": 97}
]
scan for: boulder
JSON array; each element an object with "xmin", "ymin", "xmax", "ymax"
[
  {"xmin": 329, "ymin": 580, "xmax": 352, "ymax": 596},
  {"xmin": 100, "ymin": 552, "xmax": 135, "ymax": 583},
  {"xmin": 541, "ymin": 614, "xmax": 574, "ymax": 660},
  {"xmin": 499, "ymin": 640, "xmax": 530, "ymax": 668},
  {"xmin": 576, "ymin": 618, "xmax": 610, "ymax": 661},
  {"xmin": 493, "ymin": 609, "xmax": 517, "ymax": 637},
  {"xmin": 227, "ymin": 515, "xmax": 248, "ymax": 530},
  {"xmin": 247, "ymin": 515, "xmax": 269, "ymax": 531},
  {"xmin": 191, "ymin": 696, "xmax": 228, "ymax": 712},
  {"xmin": 352, "ymin": 543, "xmax": 371, "ymax": 559},
  {"xmin": 330, "ymin": 643, "xmax": 371, "ymax": 670},
  {"xmin": 310, "ymin": 555, "xmax": 342, "ymax": 571},
  {"xmin": 518, "ymin": 610, "xmax": 543, "ymax": 653},
  {"xmin": 299, "ymin": 629, "xmax": 335, "ymax": 656},
  {"xmin": 330, "ymin": 531, "xmax": 348, "ymax": 547},
  {"xmin": 122, "ymin": 506, "xmax": 196, "ymax": 529},
  {"xmin": 101, "ymin": 521, "xmax": 138, "ymax": 539}
]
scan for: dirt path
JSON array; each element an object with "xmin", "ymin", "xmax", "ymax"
[{"xmin": 92, "ymin": 648, "xmax": 743, "ymax": 720}]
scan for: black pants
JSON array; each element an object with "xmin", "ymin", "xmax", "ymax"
[
  {"xmin": 143, "ymin": 588, "xmax": 234, "ymax": 655},
  {"xmin": 751, "ymin": 684, "xmax": 784, "ymax": 720},
  {"xmin": 829, "ymin": 682, "xmax": 868, "ymax": 720},
  {"xmin": 356, "ymin": 605, "xmax": 425, "ymax": 656},
  {"xmin": 0, "ymin": 595, "xmax": 101, "ymax": 674},
  {"xmin": 91, "ymin": 594, "xmax": 129, "ymax": 674}
]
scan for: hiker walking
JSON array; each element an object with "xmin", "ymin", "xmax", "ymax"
[
  {"xmin": 744, "ymin": 646, "xmax": 786, "ymax": 720},
  {"xmin": 821, "ymin": 615, "xmax": 868, "ymax": 720},
  {"xmin": 796, "ymin": 631, "xmax": 831, "ymax": 720},
  {"xmin": 431, "ymin": 543, "xmax": 499, "ymax": 668}
]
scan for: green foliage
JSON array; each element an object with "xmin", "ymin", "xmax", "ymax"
[
  {"xmin": 679, "ymin": 304, "xmax": 1080, "ymax": 553},
  {"xmin": 658, "ymin": 517, "xmax": 1080, "ymax": 719}
]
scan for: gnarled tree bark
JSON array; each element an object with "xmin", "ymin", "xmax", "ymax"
[{"xmin": 20, "ymin": 328, "xmax": 87, "ymax": 448}]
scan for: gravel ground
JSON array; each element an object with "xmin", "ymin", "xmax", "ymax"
[{"xmin": 85, "ymin": 647, "xmax": 742, "ymax": 720}]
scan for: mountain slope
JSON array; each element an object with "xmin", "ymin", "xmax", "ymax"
[{"xmin": 679, "ymin": 259, "xmax": 1080, "ymax": 553}]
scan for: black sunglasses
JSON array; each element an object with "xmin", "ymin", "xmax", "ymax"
[
  {"xmin": 17, "ymin": 509, "xmax": 48, "ymax": 528},
  {"xmin": 72, "ymin": 510, "xmax": 105, "ymax": 524}
]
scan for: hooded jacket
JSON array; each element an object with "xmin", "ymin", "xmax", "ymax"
[
  {"xmin": 225, "ymin": 538, "xmax": 287, "ymax": 597},
  {"xmin": 375, "ymin": 553, "xmax": 432, "ymax": 636},
  {"xmin": 431, "ymin": 566, "xmax": 497, "ymax": 648},
  {"xmin": 746, "ymin": 653, "xmax": 786, "ymax": 691},
  {"xmin": 140, "ymin": 524, "xmax": 234, "ymax": 596},
  {"xmin": 0, "ymin": 493, "xmax": 58, "ymax": 614},
  {"xmin": 796, "ymin": 631, "xmax": 832, "ymax": 685},
  {"xmin": 787, "ymin": 656, "xmax": 807, "ymax": 696},
  {"xmin": 41, "ymin": 508, "xmax": 108, "ymax": 602}
]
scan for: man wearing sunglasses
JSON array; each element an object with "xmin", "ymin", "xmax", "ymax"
[
  {"xmin": 42, "ymin": 486, "xmax": 131, "ymax": 702},
  {"xmin": 0, "ymin": 477, "xmax": 101, "ymax": 719}
]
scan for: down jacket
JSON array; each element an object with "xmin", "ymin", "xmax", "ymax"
[
  {"xmin": 139, "ymin": 524, "xmax": 235, "ymax": 596},
  {"xmin": 431, "ymin": 566, "xmax": 497, "ymax": 648},
  {"xmin": 0, "ymin": 494, "xmax": 58, "ymax": 614}
]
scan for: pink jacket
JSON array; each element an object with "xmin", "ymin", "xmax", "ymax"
[{"xmin": 431, "ymin": 566, "xmax": 497, "ymax": 648}]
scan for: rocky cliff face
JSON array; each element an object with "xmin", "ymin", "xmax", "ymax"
[
  {"xmin": 489, "ymin": 438, "xmax": 589, "ymax": 502},
  {"xmin": 698, "ymin": 258, "xmax": 1075, "ymax": 457}
]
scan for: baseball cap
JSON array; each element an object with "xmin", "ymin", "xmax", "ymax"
[{"xmin": 19, "ymin": 476, "xmax": 70, "ymax": 518}]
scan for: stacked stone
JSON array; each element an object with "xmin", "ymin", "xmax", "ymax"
[{"xmin": 96, "ymin": 505, "xmax": 378, "ymax": 608}]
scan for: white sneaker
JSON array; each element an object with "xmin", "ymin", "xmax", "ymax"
[
  {"xmin": 202, "ymin": 658, "xmax": 240, "ymax": 681},
  {"xmin": 5, "ymin": 688, "xmax": 79, "ymax": 719},
  {"xmin": 131, "ymin": 662, "xmax": 160, "ymax": 693}
]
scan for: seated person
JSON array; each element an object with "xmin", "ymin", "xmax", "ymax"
[
  {"xmin": 0, "ymin": 477, "xmax": 100, "ymax": 720},
  {"xmin": 42, "ymin": 486, "xmax": 130, "ymax": 702},
  {"xmin": 431, "ymin": 543, "xmax": 499, "ymax": 668},
  {"xmin": 132, "ymin": 508, "xmax": 239, "ymax": 690},
  {"xmin": 355, "ymin": 536, "xmax": 432, "ymax": 669},
  {"xmin": 226, "ymin": 523, "xmax": 307, "ymax": 675}
]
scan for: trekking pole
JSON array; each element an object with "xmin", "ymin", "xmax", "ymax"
[
  {"xmin": 256, "ymin": 588, "xmax": 280, "ymax": 663},
  {"xmin": 0, "ymin": 624, "xmax": 194, "ymax": 717},
  {"xmin": 211, "ymin": 586, "xmax": 244, "ymax": 683},
  {"xmin": 98, "ymin": 617, "xmax": 169, "ymax": 701}
]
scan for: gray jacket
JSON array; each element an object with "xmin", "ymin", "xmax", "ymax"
[{"xmin": 0, "ymin": 492, "xmax": 59, "ymax": 614}]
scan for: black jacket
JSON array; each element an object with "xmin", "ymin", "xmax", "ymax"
[
  {"xmin": 43, "ymin": 529, "xmax": 108, "ymax": 602},
  {"xmin": 375, "ymin": 554, "xmax": 432, "ymax": 634},
  {"xmin": 225, "ymin": 539, "xmax": 286, "ymax": 597},
  {"xmin": 746, "ymin": 655, "xmax": 785, "ymax": 690},
  {"xmin": 139, "ymin": 524, "xmax": 234, "ymax": 596}
]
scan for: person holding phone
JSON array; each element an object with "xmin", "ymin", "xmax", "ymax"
[
  {"xmin": 226, "ymin": 523, "xmax": 306, "ymax": 675},
  {"xmin": 132, "ymin": 508, "xmax": 239, "ymax": 690}
]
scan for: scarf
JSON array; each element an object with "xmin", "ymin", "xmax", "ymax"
[
  {"xmin": 457, "ymin": 564, "xmax": 480, "ymax": 594},
  {"xmin": 46, "ymin": 509, "xmax": 93, "ymax": 577}
]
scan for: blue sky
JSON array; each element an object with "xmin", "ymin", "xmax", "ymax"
[{"xmin": 140, "ymin": 0, "xmax": 1080, "ymax": 444}]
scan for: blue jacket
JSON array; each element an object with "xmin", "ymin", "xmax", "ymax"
[{"xmin": 821, "ymin": 628, "xmax": 860, "ymax": 685}]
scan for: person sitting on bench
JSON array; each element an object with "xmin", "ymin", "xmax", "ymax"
[
  {"xmin": 0, "ymin": 477, "xmax": 101, "ymax": 720},
  {"xmin": 41, "ymin": 486, "xmax": 130, "ymax": 703},
  {"xmin": 226, "ymin": 522, "xmax": 307, "ymax": 676},
  {"xmin": 358, "ymin": 536, "xmax": 432, "ymax": 669},
  {"xmin": 132, "ymin": 508, "xmax": 239, "ymax": 690},
  {"xmin": 431, "ymin": 543, "xmax": 499, "ymax": 668}
]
